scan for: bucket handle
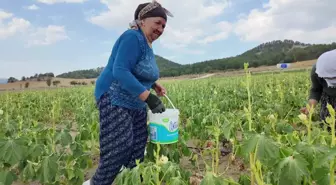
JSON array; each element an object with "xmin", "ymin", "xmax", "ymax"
[{"xmin": 164, "ymin": 94, "xmax": 176, "ymax": 110}]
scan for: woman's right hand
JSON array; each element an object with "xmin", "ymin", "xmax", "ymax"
[
  {"xmin": 300, "ymin": 107, "xmax": 309, "ymax": 114},
  {"xmin": 139, "ymin": 90, "xmax": 150, "ymax": 101},
  {"xmin": 139, "ymin": 90, "xmax": 165, "ymax": 113},
  {"xmin": 300, "ymin": 99, "xmax": 318, "ymax": 115}
]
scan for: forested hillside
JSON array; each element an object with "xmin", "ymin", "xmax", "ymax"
[
  {"xmin": 52, "ymin": 40, "xmax": 336, "ymax": 78},
  {"xmin": 56, "ymin": 55, "xmax": 181, "ymax": 79},
  {"xmin": 160, "ymin": 40, "xmax": 336, "ymax": 77}
]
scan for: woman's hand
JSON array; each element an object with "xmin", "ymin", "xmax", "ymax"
[
  {"xmin": 300, "ymin": 99, "xmax": 318, "ymax": 114},
  {"xmin": 153, "ymin": 83, "xmax": 166, "ymax": 96},
  {"xmin": 139, "ymin": 90, "xmax": 150, "ymax": 101}
]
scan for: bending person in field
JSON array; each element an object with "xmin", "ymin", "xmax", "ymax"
[
  {"xmin": 300, "ymin": 49, "xmax": 336, "ymax": 129},
  {"xmin": 84, "ymin": 1, "xmax": 173, "ymax": 185}
]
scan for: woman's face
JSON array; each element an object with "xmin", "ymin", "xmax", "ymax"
[{"xmin": 141, "ymin": 17, "xmax": 166, "ymax": 43}]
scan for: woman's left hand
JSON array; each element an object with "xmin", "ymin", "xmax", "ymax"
[{"xmin": 153, "ymin": 83, "xmax": 166, "ymax": 96}]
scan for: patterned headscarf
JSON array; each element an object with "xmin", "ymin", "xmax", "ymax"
[{"xmin": 129, "ymin": 0, "xmax": 173, "ymax": 29}]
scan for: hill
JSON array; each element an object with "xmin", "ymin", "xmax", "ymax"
[
  {"xmin": 159, "ymin": 40, "xmax": 336, "ymax": 77},
  {"xmin": 56, "ymin": 55, "xmax": 182, "ymax": 79},
  {"xmin": 55, "ymin": 39, "xmax": 336, "ymax": 79}
]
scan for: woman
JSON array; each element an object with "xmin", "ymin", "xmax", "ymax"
[
  {"xmin": 84, "ymin": 1, "xmax": 173, "ymax": 185},
  {"xmin": 300, "ymin": 49, "xmax": 336, "ymax": 129}
]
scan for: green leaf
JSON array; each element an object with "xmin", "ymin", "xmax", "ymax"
[
  {"xmin": 37, "ymin": 155, "xmax": 59, "ymax": 183},
  {"xmin": 295, "ymin": 142, "xmax": 328, "ymax": 168},
  {"xmin": 70, "ymin": 142, "xmax": 84, "ymax": 157},
  {"xmin": 28, "ymin": 144, "xmax": 44, "ymax": 159},
  {"xmin": 22, "ymin": 162, "xmax": 36, "ymax": 181},
  {"xmin": 200, "ymin": 172, "xmax": 227, "ymax": 185},
  {"xmin": 56, "ymin": 129, "xmax": 72, "ymax": 146},
  {"xmin": 168, "ymin": 176, "xmax": 188, "ymax": 185},
  {"xmin": 0, "ymin": 138, "xmax": 27, "ymax": 165},
  {"xmin": 311, "ymin": 166, "xmax": 329, "ymax": 185},
  {"xmin": 276, "ymin": 153, "xmax": 309, "ymax": 185},
  {"xmin": 114, "ymin": 168, "xmax": 131, "ymax": 185},
  {"xmin": 240, "ymin": 133, "xmax": 280, "ymax": 166},
  {"xmin": 314, "ymin": 147, "xmax": 336, "ymax": 168},
  {"xmin": 276, "ymin": 121, "xmax": 294, "ymax": 134},
  {"xmin": 238, "ymin": 174, "xmax": 250, "ymax": 185},
  {"xmin": 0, "ymin": 171, "xmax": 17, "ymax": 185},
  {"xmin": 128, "ymin": 166, "xmax": 141, "ymax": 185}
]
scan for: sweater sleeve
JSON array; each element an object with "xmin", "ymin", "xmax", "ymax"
[
  {"xmin": 308, "ymin": 65, "xmax": 323, "ymax": 102},
  {"xmin": 113, "ymin": 31, "xmax": 147, "ymax": 97}
]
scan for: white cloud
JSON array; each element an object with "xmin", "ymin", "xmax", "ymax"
[
  {"xmin": 0, "ymin": 10, "xmax": 68, "ymax": 45},
  {"xmin": 36, "ymin": 0, "xmax": 87, "ymax": 4},
  {"xmin": 88, "ymin": 0, "xmax": 232, "ymax": 50},
  {"xmin": 0, "ymin": 11, "xmax": 31, "ymax": 39},
  {"xmin": 234, "ymin": 0, "xmax": 336, "ymax": 43},
  {"xmin": 27, "ymin": 25, "xmax": 69, "ymax": 46},
  {"xmin": 25, "ymin": 4, "xmax": 40, "ymax": 10}
]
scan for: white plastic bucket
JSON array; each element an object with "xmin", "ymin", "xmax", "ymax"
[{"xmin": 148, "ymin": 95, "xmax": 179, "ymax": 144}]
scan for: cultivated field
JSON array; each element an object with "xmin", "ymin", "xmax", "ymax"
[
  {"xmin": 0, "ymin": 60, "xmax": 316, "ymax": 91},
  {"xmin": 1, "ymin": 63, "xmax": 335, "ymax": 185}
]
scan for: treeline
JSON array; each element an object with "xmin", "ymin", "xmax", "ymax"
[
  {"xmin": 7, "ymin": 73, "xmax": 55, "ymax": 83},
  {"xmin": 55, "ymin": 55, "xmax": 181, "ymax": 79},
  {"xmin": 56, "ymin": 40, "xmax": 336, "ymax": 78},
  {"xmin": 56, "ymin": 67, "xmax": 104, "ymax": 79},
  {"xmin": 159, "ymin": 40, "xmax": 336, "ymax": 77}
]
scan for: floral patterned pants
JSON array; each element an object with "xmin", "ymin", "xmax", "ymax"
[{"xmin": 91, "ymin": 92, "xmax": 148, "ymax": 185}]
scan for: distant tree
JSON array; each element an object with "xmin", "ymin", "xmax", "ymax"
[
  {"xmin": 7, "ymin": 77, "xmax": 18, "ymax": 83},
  {"xmin": 21, "ymin": 76, "xmax": 26, "ymax": 81},
  {"xmin": 70, "ymin": 81, "xmax": 78, "ymax": 85},
  {"xmin": 53, "ymin": 80, "xmax": 61, "ymax": 87},
  {"xmin": 46, "ymin": 78, "xmax": 52, "ymax": 87}
]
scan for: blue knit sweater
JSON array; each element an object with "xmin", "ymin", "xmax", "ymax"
[{"xmin": 94, "ymin": 28, "xmax": 159, "ymax": 109}]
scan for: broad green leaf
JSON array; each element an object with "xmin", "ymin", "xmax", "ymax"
[
  {"xmin": 22, "ymin": 162, "xmax": 36, "ymax": 181},
  {"xmin": 0, "ymin": 138, "xmax": 27, "ymax": 165},
  {"xmin": 238, "ymin": 174, "xmax": 250, "ymax": 185},
  {"xmin": 128, "ymin": 166, "xmax": 141, "ymax": 185},
  {"xmin": 74, "ymin": 168, "xmax": 84, "ymax": 183},
  {"xmin": 70, "ymin": 142, "xmax": 84, "ymax": 157},
  {"xmin": 115, "ymin": 168, "xmax": 131, "ymax": 185},
  {"xmin": 221, "ymin": 117, "xmax": 237, "ymax": 139},
  {"xmin": 168, "ymin": 177, "xmax": 188, "ymax": 185},
  {"xmin": 161, "ymin": 162, "xmax": 179, "ymax": 181},
  {"xmin": 240, "ymin": 133, "xmax": 280, "ymax": 166},
  {"xmin": 276, "ymin": 121, "xmax": 294, "ymax": 134},
  {"xmin": 295, "ymin": 142, "xmax": 328, "ymax": 168},
  {"xmin": 67, "ymin": 169, "xmax": 75, "ymax": 180},
  {"xmin": 314, "ymin": 147, "xmax": 336, "ymax": 168},
  {"xmin": 311, "ymin": 166, "xmax": 329, "ymax": 185},
  {"xmin": 56, "ymin": 129, "xmax": 72, "ymax": 146},
  {"xmin": 0, "ymin": 171, "xmax": 17, "ymax": 185},
  {"xmin": 200, "ymin": 172, "xmax": 227, "ymax": 185},
  {"xmin": 37, "ymin": 155, "xmax": 59, "ymax": 183},
  {"xmin": 28, "ymin": 144, "xmax": 44, "ymax": 159},
  {"xmin": 276, "ymin": 153, "xmax": 309, "ymax": 185}
]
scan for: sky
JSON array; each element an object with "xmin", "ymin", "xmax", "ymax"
[{"xmin": 0, "ymin": 0, "xmax": 335, "ymax": 79}]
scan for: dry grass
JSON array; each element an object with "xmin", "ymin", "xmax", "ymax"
[
  {"xmin": 0, "ymin": 78, "xmax": 96, "ymax": 91},
  {"xmin": 0, "ymin": 59, "xmax": 316, "ymax": 91}
]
